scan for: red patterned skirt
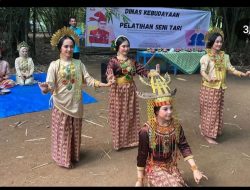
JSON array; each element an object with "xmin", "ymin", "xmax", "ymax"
[
  {"xmin": 144, "ymin": 161, "xmax": 187, "ymax": 187},
  {"xmin": 108, "ymin": 82, "xmax": 140, "ymax": 150},
  {"xmin": 200, "ymin": 85, "xmax": 225, "ymax": 139},
  {"xmin": 51, "ymin": 107, "xmax": 82, "ymax": 168}
]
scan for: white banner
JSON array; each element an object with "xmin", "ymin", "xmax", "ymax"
[{"xmin": 85, "ymin": 7, "xmax": 211, "ymax": 49}]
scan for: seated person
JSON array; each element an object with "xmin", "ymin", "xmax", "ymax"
[
  {"xmin": 0, "ymin": 50, "xmax": 15, "ymax": 88},
  {"xmin": 15, "ymin": 41, "xmax": 35, "ymax": 85}
]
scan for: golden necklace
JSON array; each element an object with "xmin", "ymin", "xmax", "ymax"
[
  {"xmin": 60, "ymin": 60, "xmax": 76, "ymax": 90},
  {"xmin": 117, "ymin": 57, "xmax": 135, "ymax": 80},
  {"xmin": 20, "ymin": 58, "xmax": 29, "ymax": 71},
  {"xmin": 206, "ymin": 49, "xmax": 225, "ymax": 71},
  {"xmin": 156, "ymin": 119, "xmax": 175, "ymax": 135},
  {"xmin": 117, "ymin": 56, "xmax": 128, "ymax": 63}
]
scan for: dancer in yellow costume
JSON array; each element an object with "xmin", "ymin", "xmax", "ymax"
[
  {"xmin": 199, "ymin": 28, "xmax": 250, "ymax": 144},
  {"xmin": 38, "ymin": 27, "xmax": 114, "ymax": 168}
]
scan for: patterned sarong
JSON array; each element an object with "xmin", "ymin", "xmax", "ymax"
[
  {"xmin": 108, "ymin": 82, "xmax": 140, "ymax": 150},
  {"xmin": 200, "ymin": 85, "xmax": 225, "ymax": 138},
  {"xmin": 51, "ymin": 107, "xmax": 82, "ymax": 168},
  {"xmin": 144, "ymin": 161, "xmax": 187, "ymax": 187}
]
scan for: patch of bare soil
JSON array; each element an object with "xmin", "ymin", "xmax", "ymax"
[{"xmin": 1, "ymin": 36, "xmax": 250, "ymax": 186}]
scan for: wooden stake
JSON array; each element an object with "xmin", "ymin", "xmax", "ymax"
[
  {"xmin": 99, "ymin": 109, "xmax": 109, "ymax": 112},
  {"xmin": 81, "ymin": 134, "xmax": 93, "ymax": 139},
  {"xmin": 25, "ymin": 128, "xmax": 28, "ymax": 136},
  {"xmin": 100, "ymin": 147, "xmax": 112, "ymax": 160},
  {"xmin": 200, "ymin": 144, "xmax": 210, "ymax": 148},
  {"xmin": 224, "ymin": 122, "xmax": 242, "ymax": 130},
  {"xmin": 143, "ymin": 53, "xmax": 156, "ymax": 68},
  {"xmin": 25, "ymin": 138, "xmax": 46, "ymax": 142},
  {"xmin": 242, "ymin": 152, "xmax": 250, "ymax": 158},
  {"xmin": 84, "ymin": 119, "xmax": 104, "ymax": 128},
  {"xmin": 31, "ymin": 162, "xmax": 51, "ymax": 170},
  {"xmin": 17, "ymin": 120, "xmax": 28, "ymax": 127},
  {"xmin": 98, "ymin": 115, "xmax": 107, "ymax": 120},
  {"xmin": 176, "ymin": 77, "xmax": 187, "ymax": 81}
]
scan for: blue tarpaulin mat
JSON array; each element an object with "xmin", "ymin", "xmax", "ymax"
[{"xmin": 0, "ymin": 73, "xmax": 98, "ymax": 118}]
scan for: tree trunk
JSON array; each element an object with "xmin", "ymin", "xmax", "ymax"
[{"xmin": 33, "ymin": 7, "xmax": 37, "ymax": 57}]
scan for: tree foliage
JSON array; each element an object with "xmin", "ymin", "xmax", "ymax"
[{"xmin": 0, "ymin": 7, "xmax": 249, "ymax": 66}]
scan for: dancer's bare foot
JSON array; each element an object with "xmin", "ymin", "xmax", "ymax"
[
  {"xmin": 198, "ymin": 124, "xmax": 204, "ymax": 136},
  {"xmin": 204, "ymin": 136, "xmax": 218, "ymax": 144},
  {"xmin": 59, "ymin": 163, "xmax": 74, "ymax": 169}
]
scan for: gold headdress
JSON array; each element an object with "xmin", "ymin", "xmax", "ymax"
[
  {"xmin": 17, "ymin": 41, "xmax": 30, "ymax": 51},
  {"xmin": 137, "ymin": 70, "xmax": 177, "ymax": 121},
  {"xmin": 205, "ymin": 27, "xmax": 224, "ymax": 43},
  {"xmin": 50, "ymin": 26, "xmax": 80, "ymax": 48}
]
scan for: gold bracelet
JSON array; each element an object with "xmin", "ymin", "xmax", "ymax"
[
  {"xmin": 95, "ymin": 80, "xmax": 101, "ymax": 87},
  {"xmin": 137, "ymin": 167, "xmax": 145, "ymax": 171},
  {"xmin": 191, "ymin": 165, "xmax": 198, "ymax": 172},
  {"xmin": 137, "ymin": 177, "xmax": 143, "ymax": 182}
]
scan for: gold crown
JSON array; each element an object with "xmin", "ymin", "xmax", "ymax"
[
  {"xmin": 205, "ymin": 27, "xmax": 224, "ymax": 43},
  {"xmin": 137, "ymin": 70, "xmax": 176, "ymax": 102},
  {"xmin": 153, "ymin": 96, "xmax": 173, "ymax": 107},
  {"xmin": 17, "ymin": 41, "xmax": 30, "ymax": 51},
  {"xmin": 137, "ymin": 70, "xmax": 177, "ymax": 121},
  {"xmin": 50, "ymin": 26, "xmax": 80, "ymax": 48}
]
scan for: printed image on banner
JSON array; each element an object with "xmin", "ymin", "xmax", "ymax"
[
  {"xmin": 85, "ymin": 7, "xmax": 211, "ymax": 49},
  {"xmin": 85, "ymin": 7, "xmax": 116, "ymax": 47}
]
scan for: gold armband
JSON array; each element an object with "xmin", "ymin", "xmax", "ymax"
[
  {"xmin": 184, "ymin": 155, "xmax": 194, "ymax": 161},
  {"xmin": 94, "ymin": 80, "xmax": 101, "ymax": 88},
  {"xmin": 137, "ymin": 167, "xmax": 145, "ymax": 171},
  {"xmin": 191, "ymin": 165, "xmax": 198, "ymax": 172},
  {"xmin": 237, "ymin": 72, "xmax": 242, "ymax": 77},
  {"xmin": 137, "ymin": 167, "xmax": 145, "ymax": 179}
]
